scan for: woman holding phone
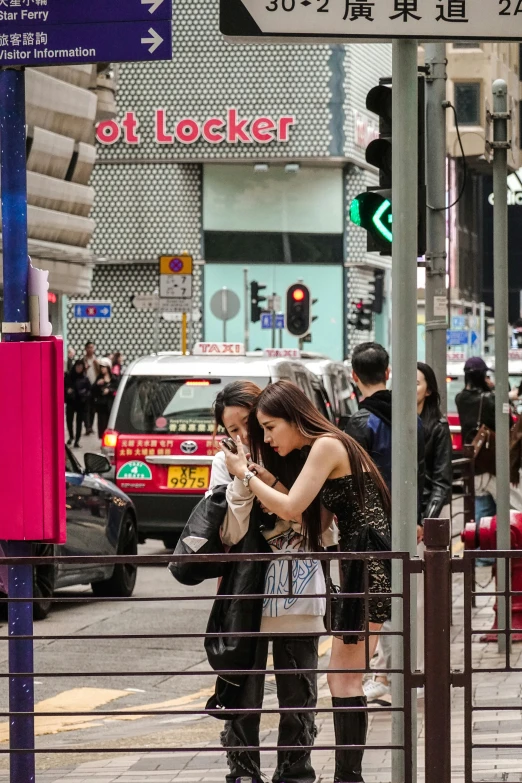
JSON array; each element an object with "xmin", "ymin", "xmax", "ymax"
[
  {"xmin": 209, "ymin": 380, "xmax": 328, "ymax": 783},
  {"xmin": 222, "ymin": 380, "xmax": 391, "ymax": 783}
]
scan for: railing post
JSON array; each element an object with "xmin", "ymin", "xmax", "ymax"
[{"xmin": 424, "ymin": 518, "xmax": 451, "ymax": 783}]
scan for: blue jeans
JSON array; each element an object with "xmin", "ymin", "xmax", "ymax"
[{"xmin": 475, "ymin": 493, "xmax": 496, "ymax": 566}]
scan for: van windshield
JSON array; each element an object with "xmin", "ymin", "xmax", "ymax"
[{"xmin": 114, "ymin": 375, "xmax": 269, "ymax": 435}]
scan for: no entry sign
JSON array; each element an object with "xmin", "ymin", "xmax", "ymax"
[{"xmin": 221, "ymin": 0, "xmax": 522, "ymax": 43}]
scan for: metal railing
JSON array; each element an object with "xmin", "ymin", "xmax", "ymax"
[{"xmin": 0, "ymin": 519, "xmax": 518, "ymax": 783}]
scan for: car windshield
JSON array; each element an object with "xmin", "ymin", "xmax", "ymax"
[{"xmin": 115, "ymin": 375, "xmax": 269, "ymax": 435}]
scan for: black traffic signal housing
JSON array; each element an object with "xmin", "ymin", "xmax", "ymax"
[
  {"xmin": 286, "ymin": 283, "xmax": 311, "ymax": 338},
  {"xmin": 349, "ymin": 300, "xmax": 373, "ymax": 332},
  {"xmin": 250, "ymin": 281, "xmax": 267, "ymax": 324},
  {"xmin": 368, "ymin": 270, "xmax": 385, "ymax": 314},
  {"xmin": 349, "ymin": 77, "xmax": 426, "ymax": 258}
]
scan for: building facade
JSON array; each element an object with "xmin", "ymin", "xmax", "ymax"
[
  {"xmin": 68, "ymin": 1, "xmax": 392, "ymax": 363},
  {"xmin": 0, "ymin": 63, "xmax": 112, "ymax": 336}
]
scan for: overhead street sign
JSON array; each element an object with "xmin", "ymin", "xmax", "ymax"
[
  {"xmin": 73, "ymin": 302, "xmax": 112, "ymax": 320},
  {"xmin": 220, "ymin": 0, "xmax": 522, "ymax": 43},
  {"xmin": 0, "ymin": 0, "xmax": 172, "ymax": 26},
  {"xmin": 0, "ymin": 21, "xmax": 172, "ymax": 66}
]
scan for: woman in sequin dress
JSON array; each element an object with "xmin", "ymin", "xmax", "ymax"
[{"xmin": 222, "ymin": 380, "xmax": 391, "ymax": 783}]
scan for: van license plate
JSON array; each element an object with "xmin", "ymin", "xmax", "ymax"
[{"xmin": 167, "ymin": 466, "xmax": 210, "ymax": 490}]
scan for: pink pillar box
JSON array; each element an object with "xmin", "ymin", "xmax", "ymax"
[{"xmin": 0, "ymin": 338, "xmax": 66, "ymax": 543}]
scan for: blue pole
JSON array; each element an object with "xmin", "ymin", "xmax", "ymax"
[{"xmin": 0, "ymin": 68, "xmax": 36, "ymax": 782}]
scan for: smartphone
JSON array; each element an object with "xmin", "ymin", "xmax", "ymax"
[{"xmin": 221, "ymin": 437, "xmax": 238, "ymax": 454}]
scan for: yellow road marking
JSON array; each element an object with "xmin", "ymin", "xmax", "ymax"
[
  {"xmin": 0, "ymin": 634, "xmax": 335, "ymax": 739},
  {"xmin": 0, "ymin": 687, "xmax": 128, "ymax": 742}
]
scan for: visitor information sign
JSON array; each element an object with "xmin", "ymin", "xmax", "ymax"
[
  {"xmin": 0, "ymin": 0, "xmax": 172, "ymax": 67},
  {"xmin": 221, "ymin": 0, "xmax": 522, "ymax": 43}
]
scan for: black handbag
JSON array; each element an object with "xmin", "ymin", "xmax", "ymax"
[
  {"xmin": 168, "ymin": 486, "xmax": 227, "ymax": 586},
  {"xmin": 471, "ymin": 394, "xmax": 496, "ymax": 476}
]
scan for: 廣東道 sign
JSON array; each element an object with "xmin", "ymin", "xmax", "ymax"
[{"xmin": 221, "ymin": 0, "xmax": 522, "ymax": 43}]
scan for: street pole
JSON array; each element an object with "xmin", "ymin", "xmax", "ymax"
[
  {"xmin": 271, "ymin": 294, "xmax": 277, "ymax": 350},
  {"xmin": 0, "ymin": 67, "xmax": 36, "ymax": 783},
  {"xmin": 244, "ymin": 268, "xmax": 250, "ymax": 351},
  {"xmin": 221, "ymin": 287, "xmax": 228, "ymax": 342},
  {"xmin": 492, "ymin": 79, "xmax": 511, "ymax": 655},
  {"xmin": 424, "ymin": 42, "xmax": 448, "ymax": 414},
  {"xmin": 479, "ymin": 301, "xmax": 486, "ymax": 356},
  {"xmin": 391, "ymin": 39, "xmax": 418, "ymax": 783}
]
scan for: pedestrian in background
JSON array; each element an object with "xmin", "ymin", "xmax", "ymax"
[
  {"xmin": 456, "ymin": 357, "xmax": 496, "ymax": 525},
  {"xmin": 210, "ymin": 380, "xmax": 323, "ymax": 783},
  {"xmin": 66, "ymin": 346, "xmax": 76, "ymax": 373},
  {"xmin": 416, "ymin": 361, "xmax": 453, "ymax": 677},
  {"xmin": 223, "ymin": 380, "xmax": 391, "ymax": 783},
  {"xmin": 112, "ymin": 351, "xmax": 124, "ymax": 382},
  {"xmin": 65, "ymin": 360, "xmax": 91, "ymax": 448},
  {"xmin": 417, "ymin": 362, "xmax": 453, "ymax": 520},
  {"xmin": 345, "ymin": 343, "xmax": 425, "ymax": 706},
  {"xmin": 83, "ymin": 341, "xmax": 99, "ymax": 435},
  {"xmin": 92, "ymin": 358, "xmax": 117, "ymax": 440}
]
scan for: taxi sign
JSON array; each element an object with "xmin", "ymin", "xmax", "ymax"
[
  {"xmin": 263, "ymin": 348, "xmax": 301, "ymax": 359},
  {"xmin": 193, "ymin": 342, "xmax": 245, "ymax": 356},
  {"xmin": 160, "ymin": 254, "xmax": 193, "ymax": 275}
]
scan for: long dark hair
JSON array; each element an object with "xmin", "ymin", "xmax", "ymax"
[
  {"xmin": 213, "ymin": 380, "xmax": 263, "ymax": 436},
  {"xmin": 417, "ymin": 362, "xmax": 442, "ymax": 431},
  {"xmin": 465, "ymin": 369, "xmax": 490, "ymax": 393},
  {"xmin": 249, "ymin": 380, "xmax": 391, "ymax": 551}
]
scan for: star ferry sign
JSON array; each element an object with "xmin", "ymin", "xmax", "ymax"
[
  {"xmin": 0, "ymin": 0, "xmax": 172, "ymax": 68},
  {"xmin": 220, "ymin": 0, "xmax": 522, "ymax": 43}
]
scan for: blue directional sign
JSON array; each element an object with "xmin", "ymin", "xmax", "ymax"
[
  {"xmin": 452, "ymin": 316, "xmax": 466, "ymax": 330},
  {"xmin": 74, "ymin": 303, "xmax": 112, "ymax": 320},
  {"xmin": 261, "ymin": 313, "xmax": 285, "ymax": 330},
  {"xmin": 0, "ymin": 21, "xmax": 172, "ymax": 67},
  {"xmin": 0, "ymin": 0, "xmax": 172, "ymax": 26},
  {"xmin": 447, "ymin": 330, "xmax": 469, "ymax": 347}
]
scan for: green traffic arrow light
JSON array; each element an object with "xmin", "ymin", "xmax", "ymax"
[
  {"xmin": 349, "ymin": 191, "xmax": 392, "ymax": 248},
  {"xmin": 373, "ymin": 198, "xmax": 392, "ymax": 243}
]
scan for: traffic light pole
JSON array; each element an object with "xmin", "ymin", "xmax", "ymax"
[
  {"xmin": 492, "ymin": 79, "xmax": 510, "ymax": 655},
  {"xmin": 391, "ymin": 39, "xmax": 418, "ymax": 783},
  {"xmin": 424, "ymin": 42, "xmax": 448, "ymax": 414}
]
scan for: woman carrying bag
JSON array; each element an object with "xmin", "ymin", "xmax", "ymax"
[{"xmin": 173, "ymin": 380, "xmax": 327, "ymax": 783}]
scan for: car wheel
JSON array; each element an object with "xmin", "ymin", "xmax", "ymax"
[
  {"xmin": 92, "ymin": 513, "xmax": 138, "ymax": 598},
  {"xmin": 162, "ymin": 534, "xmax": 180, "ymax": 551},
  {"xmin": 33, "ymin": 544, "xmax": 55, "ymax": 621}
]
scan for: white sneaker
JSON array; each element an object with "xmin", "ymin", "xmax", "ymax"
[{"xmin": 363, "ymin": 677, "xmax": 391, "ymax": 704}]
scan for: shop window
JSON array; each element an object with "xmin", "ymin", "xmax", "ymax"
[
  {"xmin": 204, "ymin": 231, "xmax": 343, "ymax": 265},
  {"xmin": 454, "ymin": 83, "xmax": 481, "ymax": 126}
]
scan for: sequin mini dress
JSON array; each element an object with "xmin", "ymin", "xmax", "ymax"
[{"xmin": 321, "ymin": 473, "xmax": 392, "ymax": 638}]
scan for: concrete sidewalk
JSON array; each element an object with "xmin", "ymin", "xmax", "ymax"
[{"xmin": 2, "ymin": 565, "xmax": 521, "ymax": 783}]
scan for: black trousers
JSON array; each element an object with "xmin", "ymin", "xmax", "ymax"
[
  {"xmin": 222, "ymin": 635, "xmax": 318, "ymax": 783},
  {"xmin": 97, "ymin": 409, "xmax": 110, "ymax": 439},
  {"xmin": 85, "ymin": 396, "xmax": 95, "ymax": 433},
  {"xmin": 66, "ymin": 405, "xmax": 85, "ymax": 444}
]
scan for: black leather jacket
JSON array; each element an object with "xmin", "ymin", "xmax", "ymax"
[
  {"xmin": 456, "ymin": 388, "xmax": 496, "ymax": 446},
  {"xmin": 422, "ymin": 418, "xmax": 453, "ymax": 520}
]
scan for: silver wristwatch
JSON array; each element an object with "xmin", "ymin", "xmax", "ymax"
[{"xmin": 242, "ymin": 470, "xmax": 256, "ymax": 488}]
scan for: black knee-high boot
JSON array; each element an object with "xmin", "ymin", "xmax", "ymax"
[{"xmin": 332, "ymin": 696, "xmax": 368, "ymax": 783}]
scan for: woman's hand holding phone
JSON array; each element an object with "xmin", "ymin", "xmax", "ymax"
[{"xmin": 221, "ymin": 435, "xmax": 249, "ymax": 477}]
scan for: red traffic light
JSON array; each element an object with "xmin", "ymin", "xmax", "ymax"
[{"xmin": 292, "ymin": 288, "xmax": 305, "ymax": 302}]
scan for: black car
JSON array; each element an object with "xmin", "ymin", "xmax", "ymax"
[{"xmin": 1, "ymin": 447, "xmax": 139, "ymax": 620}]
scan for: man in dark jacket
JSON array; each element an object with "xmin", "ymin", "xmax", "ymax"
[
  {"xmin": 346, "ymin": 342, "xmax": 425, "ymax": 521},
  {"xmin": 346, "ymin": 343, "xmax": 425, "ymax": 705}
]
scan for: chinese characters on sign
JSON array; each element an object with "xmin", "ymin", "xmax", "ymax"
[{"xmin": 223, "ymin": 0, "xmax": 522, "ymax": 41}]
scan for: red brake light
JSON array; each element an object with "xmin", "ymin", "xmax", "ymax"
[
  {"xmin": 186, "ymin": 380, "xmax": 211, "ymax": 386},
  {"xmin": 292, "ymin": 288, "xmax": 305, "ymax": 302},
  {"xmin": 102, "ymin": 430, "xmax": 119, "ymax": 449}
]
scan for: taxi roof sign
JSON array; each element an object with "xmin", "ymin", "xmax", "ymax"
[
  {"xmin": 263, "ymin": 348, "xmax": 301, "ymax": 359},
  {"xmin": 193, "ymin": 342, "xmax": 245, "ymax": 356},
  {"xmin": 160, "ymin": 254, "xmax": 193, "ymax": 276}
]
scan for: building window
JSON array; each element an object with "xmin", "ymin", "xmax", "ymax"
[
  {"xmin": 454, "ymin": 83, "xmax": 481, "ymax": 126},
  {"xmin": 452, "ymin": 42, "xmax": 481, "ymax": 49}
]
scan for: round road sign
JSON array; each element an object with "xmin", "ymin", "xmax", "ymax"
[{"xmin": 210, "ymin": 288, "xmax": 240, "ymax": 322}]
